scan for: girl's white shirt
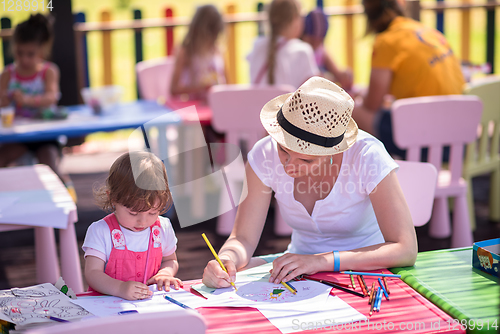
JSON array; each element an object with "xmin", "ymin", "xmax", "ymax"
[
  {"xmin": 247, "ymin": 36, "xmax": 320, "ymax": 88},
  {"xmin": 82, "ymin": 216, "xmax": 177, "ymax": 263}
]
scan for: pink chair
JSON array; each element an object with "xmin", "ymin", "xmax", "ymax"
[
  {"xmin": 208, "ymin": 84, "xmax": 294, "ymax": 236},
  {"xmin": 395, "ymin": 160, "xmax": 438, "ymax": 227},
  {"xmin": 26, "ymin": 310, "xmax": 206, "ymax": 334},
  {"xmin": 391, "ymin": 95, "xmax": 483, "ymax": 247},
  {"xmin": 135, "ymin": 56, "xmax": 175, "ymax": 101}
]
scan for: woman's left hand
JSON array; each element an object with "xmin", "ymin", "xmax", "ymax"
[{"xmin": 269, "ymin": 253, "xmax": 325, "ymax": 284}]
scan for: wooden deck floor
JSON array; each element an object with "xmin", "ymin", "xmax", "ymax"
[{"xmin": 0, "ymin": 152, "xmax": 499, "ymax": 291}]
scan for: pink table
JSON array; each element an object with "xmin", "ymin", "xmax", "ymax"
[{"xmin": 0, "ymin": 164, "xmax": 83, "ymax": 292}]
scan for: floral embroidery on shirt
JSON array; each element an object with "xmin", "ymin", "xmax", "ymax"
[
  {"xmin": 111, "ymin": 229, "xmax": 125, "ymax": 248},
  {"xmin": 152, "ymin": 226, "xmax": 161, "ymax": 248}
]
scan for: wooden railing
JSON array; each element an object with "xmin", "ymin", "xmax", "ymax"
[{"xmin": 0, "ymin": 0, "xmax": 499, "ymax": 101}]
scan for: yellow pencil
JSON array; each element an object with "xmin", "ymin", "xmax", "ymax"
[
  {"xmin": 201, "ymin": 233, "xmax": 237, "ymax": 291},
  {"xmin": 281, "ymin": 281, "xmax": 297, "ymax": 295}
]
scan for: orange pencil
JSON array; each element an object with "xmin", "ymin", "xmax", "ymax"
[
  {"xmin": 357, "ymin": 276, "xmax": 367, "ymax": 296},
  {"xmin": 383, "ymin": 277, "xmax": 390, "ymax": 294},
  {"xmin": 368, "ymin": 282, "xmax": 376, "ymax": 305}
]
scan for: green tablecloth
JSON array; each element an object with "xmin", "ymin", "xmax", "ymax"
[{"xmin": 390, "ymin": 247, "xmax": 499, "ymax": 334}]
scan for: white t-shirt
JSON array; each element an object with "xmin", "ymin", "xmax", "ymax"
[
  {"xmin": 247, "ymin": 36, "xmax": 320, "ymax": 89},
  {"xmin": 247, "ymin": 131, "xmax": 399, "ymax": 254},
  {"xmin": 82, "ymin": 216, "xmax": 177, "ymax": 264}
]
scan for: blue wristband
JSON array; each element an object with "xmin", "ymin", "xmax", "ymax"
[{"xmin": 333, "ymin": 250, "xmax": 340, "ymax": 272}]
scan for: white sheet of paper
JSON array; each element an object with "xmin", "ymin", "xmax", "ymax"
[
  {"xmin": 71, "ymin": 286, "xmax": 208, "ymax": 317},
  {"xmin": 0, "ymin": 283, "xmax": 90, "ymax": 326},
  {"xmin": 261, "ymin": 294, "xmax": 367, "ymax": 334},
  {"xmin": 204, "ymin": 280, "xmax": 331, "ymax": 312}
]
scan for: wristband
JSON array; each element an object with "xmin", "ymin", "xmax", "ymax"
[{"xmin": 333, "ymin": 250, "xmax": 340, "ymax": 272}]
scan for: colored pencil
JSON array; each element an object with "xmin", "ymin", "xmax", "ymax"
[
  {"xmin": 305, "ymin": 278, "xmax": 365, "ymax": 298},
  {"xmin": 368, "ymin": 282, "xmax": 376, "ymax": 305},
  {"xmin": 383, "ymin": 277, "xmax": 390, "ymax": 294},
  {"xmin": 378, "ymin": 278, "xmax": 390, "ymax": 300},
  {"xmin": 357, "ymin": 275, "xmax": 367, "ymax": 296},
  {"xmin": 376, "ymin": 288, "xmax": 383, "ymax": 312},
  {"xmin": 349, "ymin": 271, "xmax": 356, "ymax": 289},
  {"xmin": 373, "ymin": 287, "xmax": 382, "ymax": 312},
  {"xmin": 339, "ymin": 271, "xmax": 401, "ymax": 278},
  {"xmin": 360, "ymin": 275, "xmax": 369, "ymax": 293},
  {"xmin": 302, "ymin": 275, "xmax": 350, "ymax": 288},
  {"xmin": 281, "ymin": 281, "xmax": 297, "ymax": 295},
  {"xmin": 46, "ymin": 316, "xmax": 69, "ymax": 323},
  {"xmin": 201, "ymin": 233, "xmax": 237, "ymax": 291},
  {"xmin": 164, "ymin": 295, "xmax": 192, "ymax": 309},
  {"xmin": 285, "ymin": 281, "xmax": 297, "ymax": 292}
]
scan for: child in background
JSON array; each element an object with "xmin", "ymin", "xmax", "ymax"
[
  {"xmin": 302, "ymin": 8, "xmax": 353, "ymax": 90},
  {"xmin": 0, "ymin": 14, "xmax": 69, "ymax": 191},
  {"xmin": 83, "ymin": 152, "xmax": 182, "ymax": 300},
  {"xmin": 247, "ymin": 0, "xmax": 320, "ymax": 88},
  {"xmin": 170, "ymin": 4, "xmax": 226, "ymax": 102}
]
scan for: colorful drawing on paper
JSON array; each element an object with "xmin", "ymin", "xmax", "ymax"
[
  {"xmin": 0, "ymin": 283, "xmax": 90, "ymax": 325},
  {"xmin": 236, "ymin": 281, "xmax": 326, "ymax": 303}
]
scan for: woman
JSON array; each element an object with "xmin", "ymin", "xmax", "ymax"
[
  {"xmin": 352, "ymin": 0, "xmax": 465, "ymax": 157},
  {"xmin": 202, "ymin": 77, "xmax": 417, "ymax": 288}
]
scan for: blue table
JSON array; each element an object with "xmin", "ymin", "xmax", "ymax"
[{"xmin": 0, "ymin": 100, "xmax": 181, "ymax": 143}]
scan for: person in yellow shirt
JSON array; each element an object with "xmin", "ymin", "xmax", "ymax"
[{"xmin": 353, "ymin": 0, "xmax": 465, "ymax": 157}]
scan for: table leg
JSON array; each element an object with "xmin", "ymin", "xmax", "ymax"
[
  {"xmin": 34, "ymin": 226, "xmax": 60, "ymax": 285},
  {"xmin": 59, "ymin": 223, "xmax": 84, "ymax": 293}
]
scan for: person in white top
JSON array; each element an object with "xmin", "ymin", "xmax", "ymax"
[
  {"xmin": 247, "ymin": 0, "xmax": 320, "ymax": 88},
  {"xmin": 202, "ymin": 77, "xmax": 417, "ymax": 288}
]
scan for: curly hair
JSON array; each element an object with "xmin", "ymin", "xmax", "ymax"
[{"xmin": 94, "ymin": 151, "xmax": 172, "ymax": 214}]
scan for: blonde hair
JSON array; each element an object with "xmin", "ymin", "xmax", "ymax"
[
  {"xmin": 182, "ymin": 5, "xmax": 224, "ymax": 65},
  {"xmin": 267, "ymin": 0, "xmax": 301, "ymax": 85},
  {"xmin": 94, "ymin": 152, "xmax": 172, "ymax": 214}
]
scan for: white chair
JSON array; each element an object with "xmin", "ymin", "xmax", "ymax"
[
  {"xmin": 395, "ymin": 160, "xmax": 438, "ymax": 227},
  {"xmin": 26, "ymin": 310, "xmax": 206, "ymax": 334},
  {"xmin": 391, "ymin": 95, "xmax": 483, "ymax": 247},
  {"xmin": 208, "ymin": 84, "xmax": 295, "ymax": 236},
  {"xmin": 135, "ymin": 56, "xmax": 176, "ymax": 102}
]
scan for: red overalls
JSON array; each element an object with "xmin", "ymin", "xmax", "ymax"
[{"xmin": 88, "ymin": 213, "xmax": 163, "ymax": 292}]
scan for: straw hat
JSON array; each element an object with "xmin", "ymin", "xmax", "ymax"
[{"xmin": 261, "ymin": 76, "xmax": 358, "ymax": 156}]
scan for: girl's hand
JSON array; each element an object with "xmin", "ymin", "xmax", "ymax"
[
  {"xmin": 202, "ymin": 259, "xmax": 236, "ymax": 288},
  {"xmin": 118, "ymin": 281, "xmax": 152, "ymax": 300},
  {"xmin": 146, "ymin": 274, "xmax": 183, "ymax": 292},
  {"xmin": 269, "ymin": 253, "xmax": 323, "ymax": 284},
  {"xmin": 12, "ymin": 90, "xmax": 25, "ymax": 107}
]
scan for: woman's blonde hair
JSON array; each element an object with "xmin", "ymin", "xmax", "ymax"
[
  {"xmin": 94, "ymin": 152, "xmax": 172, "ymax": 214},
  {"xmin": 267, "ymin": 0, "xmax": 301, "ymax": 85}
]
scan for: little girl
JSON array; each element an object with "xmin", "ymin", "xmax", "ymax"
[
  {"xmin": 247, "ymin": 0, "xmax": 320, "ymax": 88},
  {"xmin": 302, "ymin": 8, "xmax": 353, "ymax": 90},
  {"xmin": 82, "ymin": 152, "xmax": 182, "ymax": 300},
  {"xmin": 0, "ymin": 14, "xmax": 63, "ymax": 180},
  {"xmin": 170, "ymin": 4, "xmax": 226, "ymax": 102}
]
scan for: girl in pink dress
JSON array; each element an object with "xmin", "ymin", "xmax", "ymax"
[{"xmin": 83, "ymin": 152, "xmax": 182, "ymax": 300}]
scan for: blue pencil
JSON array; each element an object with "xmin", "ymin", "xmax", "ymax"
[
  {"xmin": 46, "ymin": 316, "xmax": 70, "ymax": 323},
  {"xmin": 286, "ymin": 281, "xmax": 297, "ymax": 292},
  {"xmin": 164, "ymin": 295, "xmax": 192, "ymax": 309},
  {"xmin": 376, "ymin": 288, "xmax": 383, "ymax": 312},
  {"xmin": 378, "ymin": 278, "xmax": 390, "ymax": 300},
  {"xmin": 339, "ymin": 271, "xmax": 401, "ymax": 278}
]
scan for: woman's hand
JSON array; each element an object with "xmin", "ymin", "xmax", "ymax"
[
  {"xmin": 202, "ymin": 259, "xmax": 237, "ymax": 288},
  {"xmin": 118, "ymin": 281, "xmax": 152, "ymax": 300},
  {"xmin": 147, "ymin": 274, "xmax": 183, "ymax": 292},
  {"xmin": 269, "ymin": 253, "xmax": 327, "ymax": 284}
]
